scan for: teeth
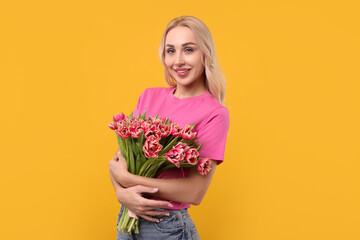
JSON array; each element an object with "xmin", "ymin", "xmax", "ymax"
[{"xmin": 177, "ymin": 69, "xmax": 189, "ymax": 73}]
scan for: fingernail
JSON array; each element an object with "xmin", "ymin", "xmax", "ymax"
[
  {"xmin": 153, "ymin": 188, "xmax": 159, "ymax": 191},
  {"xmin": 165, "ymin": 212, "xmax": 170, "ymax": 216},
  {"xmin": 168, "ymin": 203, "xmax": 173, "ymax": 207},
  {"xmin": 156, "ymin": 219, "xmax": 160, "ymax": 223},
  {"xmin": 159, "ymin": 218, "xmax": 163, "ymax": 222}
]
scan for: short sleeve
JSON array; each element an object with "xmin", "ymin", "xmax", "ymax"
[{"xmin": 197, "ymin": 107, "xmax": 230, "ymax": 165}]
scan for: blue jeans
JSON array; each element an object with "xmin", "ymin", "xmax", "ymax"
[{"xmin": 116, "ymin": 205, "xmax": 200, "ymax": 240}]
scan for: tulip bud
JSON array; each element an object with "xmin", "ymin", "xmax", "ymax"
[
  {"xmin": 109, "ymin": 122, "xmax": 117, "ymax": 130},
  {"xmin": 197, "ymin": 158, "xmax": 212, "ymax": 175},
  {"xmin": 113, "ymin": 113, "xmax": 125, "ymax": 122}
]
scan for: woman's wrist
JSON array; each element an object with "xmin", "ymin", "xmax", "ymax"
[
  {"xmin": 115, "ymin": 186, "xmax": 128, "ymax": 204},
  {"xmin": 120, "ymin": 171, "xmax": 134, "ymax": 188},
  {"xmin": 115, "ymin": 168, "xmax": 132, "ymax": 187}
]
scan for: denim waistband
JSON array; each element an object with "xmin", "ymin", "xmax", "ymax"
[
  {"xmin": 119, "ymin": 205, "xmax": 189, "ymax": 217},
  {"xmin": 153, "ymin": 208, "xmax": 190, "ymax": 219},
  {"xmin": 117, "ymin": 206, "xmax": 200, "ymax": 239}
]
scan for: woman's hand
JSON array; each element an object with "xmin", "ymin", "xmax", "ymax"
[
  {"xmin": 109, "ymin": 149, "xmax": 172, "ymax": 222},
  {"xmin": 108, "ymin": 150, "xmax": 129, "ymax": 185},
  {"xmin": 115, "ymin": 185, "xmax": 173, "ymax": 222}
]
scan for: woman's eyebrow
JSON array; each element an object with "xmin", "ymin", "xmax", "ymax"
[
  {"xmin": 165, "ymin": 42, "xmax": 197, "ymax": 48},
  {"xmin": 182, "ymin": 42, "xmax": 197, "ymax": 47}
]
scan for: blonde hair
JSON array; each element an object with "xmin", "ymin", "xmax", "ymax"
[{"xmin": 159, "ymin": 15, "xmax": 227, "ymax": 106}]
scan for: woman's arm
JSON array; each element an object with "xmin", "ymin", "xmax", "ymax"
[
  {"xmin": 109, "ymin": 152, "xmax": 217, "ymax": 205},
  {"xmin": 108, "ymin": 152, "xmax": 172, "ymax": 222}
]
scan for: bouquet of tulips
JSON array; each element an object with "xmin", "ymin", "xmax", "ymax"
[{"xmin": 109, "ymin": 111, "xmax": 212, "ymax": 234}]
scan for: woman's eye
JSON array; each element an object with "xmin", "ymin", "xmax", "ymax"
[
  {"xmin": 167, "ymin": 49, "xmax": 175, "ymax": 54},
  {"xmin": 185, "ymin": 48, "xmax": 194, "ymax": 53}
]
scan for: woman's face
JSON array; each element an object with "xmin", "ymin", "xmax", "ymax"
[{"xmin": 164, "ymin": 26, "xmax": 205, "ymax": 88}]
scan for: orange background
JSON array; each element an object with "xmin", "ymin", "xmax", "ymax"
[{"xmin": 1, "ymin": 0, "xmax": 359, "ymax": 239}]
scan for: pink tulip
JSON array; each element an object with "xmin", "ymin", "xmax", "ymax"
[
  {"xmin": 150, "ymin": 117, "xmax": 162, "ymax": 126},
  {"xmin": 185, "ymin": 148, "xmax": 199, "ymax": 165},
  {"xmin": 148, "ymin": 124, "xmax": 160, "ymax": 132},
  {"xmin": 181, "ymin": 124, "xmax": 197, "ymax": 140},
  {"xmin": 130, "ymin": 116, "xmax": 142, "ymax": 124},
  {"xmin": 162, "ymin": 117, "xmax": 172, "ymax": 124},
  {"xmin": 129, "ymin": 121, "xmax": 144, "ymax": 138},
  {"xmin": 174, "ymin": 142, "xmax": 190, "ymax": 157},
  {"xmin": 161, "ymin": 116, "xmax": 168, "ymax": 123},
  {"xmin": 197, "ymin": 158, "xmax": 212, "ymax": 175},
  {"xmin": 144, "ymin": 124, "xmax": 161, "ymax": 141},
  {"xmin": 141, "ymin": 120, "xmax": 151, "ymax": 132},
  {"xmin": 116, "ymin": 120, "xmax": 127, "ymax": 129},
  {"xmin": 109, "ymin": 121, "xmax": 117, "ymax": 130},
  {"xmin": 159, "ymin": 123, "xmax": 171, "ymax": 138},
  {"xmin": 170, "ymin": 123, "xmax": 182, "ymax": 137},
  {"xmin": 115, "ymin": 125, "xmax": 131, "ymax": 139},
  {"xmin": 143, "ymin": 139, "xmax": 163, "ymax": 158},
  {"xmin": 165, "ymin": 147, "xmax": 184, "ymax": 168},
  {"xmin": 144, "ymin": 130, "xmax": 161, "ymax": 141},
  {"xmin": 165, "ymin": 142, "xmax": 189, "ymax": 165},
  {"xmin": 113, "ymin": 113, "xmax": 125, "ymax": 122}
]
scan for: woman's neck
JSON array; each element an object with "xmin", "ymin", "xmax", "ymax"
[
  {"xmin": 173, "ymin": 78, "xmax": 208, "ymax": 99},
  {"xmin": 173, "ymin": 85, "xmax": 208, "ymax": 99}
]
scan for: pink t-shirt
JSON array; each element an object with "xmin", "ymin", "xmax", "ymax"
[{"xmin": 132, "ymin": 86, "xmax": 230, "ymax": 209}]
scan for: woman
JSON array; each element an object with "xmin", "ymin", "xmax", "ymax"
[{"xmin": 109, "ymin": 15, "xmax": 230, "ymax": 240}]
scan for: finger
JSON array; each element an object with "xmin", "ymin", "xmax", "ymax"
[
  {"xmin": 135, "ymin": 186, "xmax": 160, "ymax": 194},
  {"xmin": 117, "ymin": 149, "xmax": 122, "ymax": 155},
  {"xmin": 144, "ymin": 210, "xmax": 170, "ymax": 217},
  {"xmin": 139, "ymin": 214, "xmax": 160, "ymax": 223},
  {"xmin": 117, "ymin": 153, "xmax": 125, "ymax": 160},
  {"xmin": 109, "ymin": 159, "xmax": 117, "ymax": 167},
  {"xmin": 110, "ymin": 155, "xmax": 117, "ymax": 162},
  {"xmin": 115, "ymin": 148, "xmax": 120, "ymax": 155},
  {"xmin": 142, "ymin": 198, "xmax": 173, "ymax": 209}
]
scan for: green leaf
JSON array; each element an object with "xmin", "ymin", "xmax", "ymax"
[
  {"xmin": 128, "ymin": 140, "xmax": 135, "ymax": 174},
  {"xmin": 139, "ymin": 159, "xmax": 152, "ymax": 176},
  {"xmin": 135, "ymin": 138, "xmax": 144, "ymax": 151},
  {"xmin": 196, "ymin": 141, "xmax": 204, "ymax": 151},
  {"xmin": 189, "ymin": 143, "xmax": 199, "ymax": 148},
  {"xmin": 159, "ymin": 137, "xmax": 167, "ymax": 146},
  {"xmin": 138, "ymin": 131, "xmax": 144, "ymax": 143},
  {"xmin": 158, "ymin": 136, "xmax": 179, "ymax": 155},
  {"xmin": 129, "ymin": 138, "xmax": 139, "ymax": 174},
  {"xmin": 116, "ymin": 134, "xmax": 128, "ymax": 159},
  {"xmin": 141, "ymin": 110, "xmax": 147, "ymax": 120},
  {"xmin": 139, "ymin": 154, "xmax": 146, "ymax": 169},
  {"xmin": 124, "ymin": 138, "xmax": 130, "ymax": 169},
  {"xmin": 190, "ymin": 123, "xmax": 196, "ymax": 130},
  {"xmin": 180, "ymin": 137, "xmax": 198, "ymax": 146}
]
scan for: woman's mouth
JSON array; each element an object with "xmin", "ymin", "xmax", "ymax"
[{"xmin": 175, "ymin": 68, "xmax": 191, "ymax": 76}]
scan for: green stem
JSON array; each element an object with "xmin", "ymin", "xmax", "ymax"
[
  {"xmin": 128, "ymin": 218, "xmax": 136, "ymax": 233},
  {"xmin": 135, "ymin": 222, "xmax": 139, "ymax": 234}
]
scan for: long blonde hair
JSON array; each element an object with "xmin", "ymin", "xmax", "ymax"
[{"xmin": 159, "ymin": 15, "xmax": 227, "ymax": 106}]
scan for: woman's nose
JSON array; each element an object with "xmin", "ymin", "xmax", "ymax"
[{"xmin": 174, "ymin": 52, "xmax": 185, "ymax": 66}]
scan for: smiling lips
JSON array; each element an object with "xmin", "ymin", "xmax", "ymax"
[{"xmin": 175, "ymin": 68, "xmax": 191, "ymax": 76}]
